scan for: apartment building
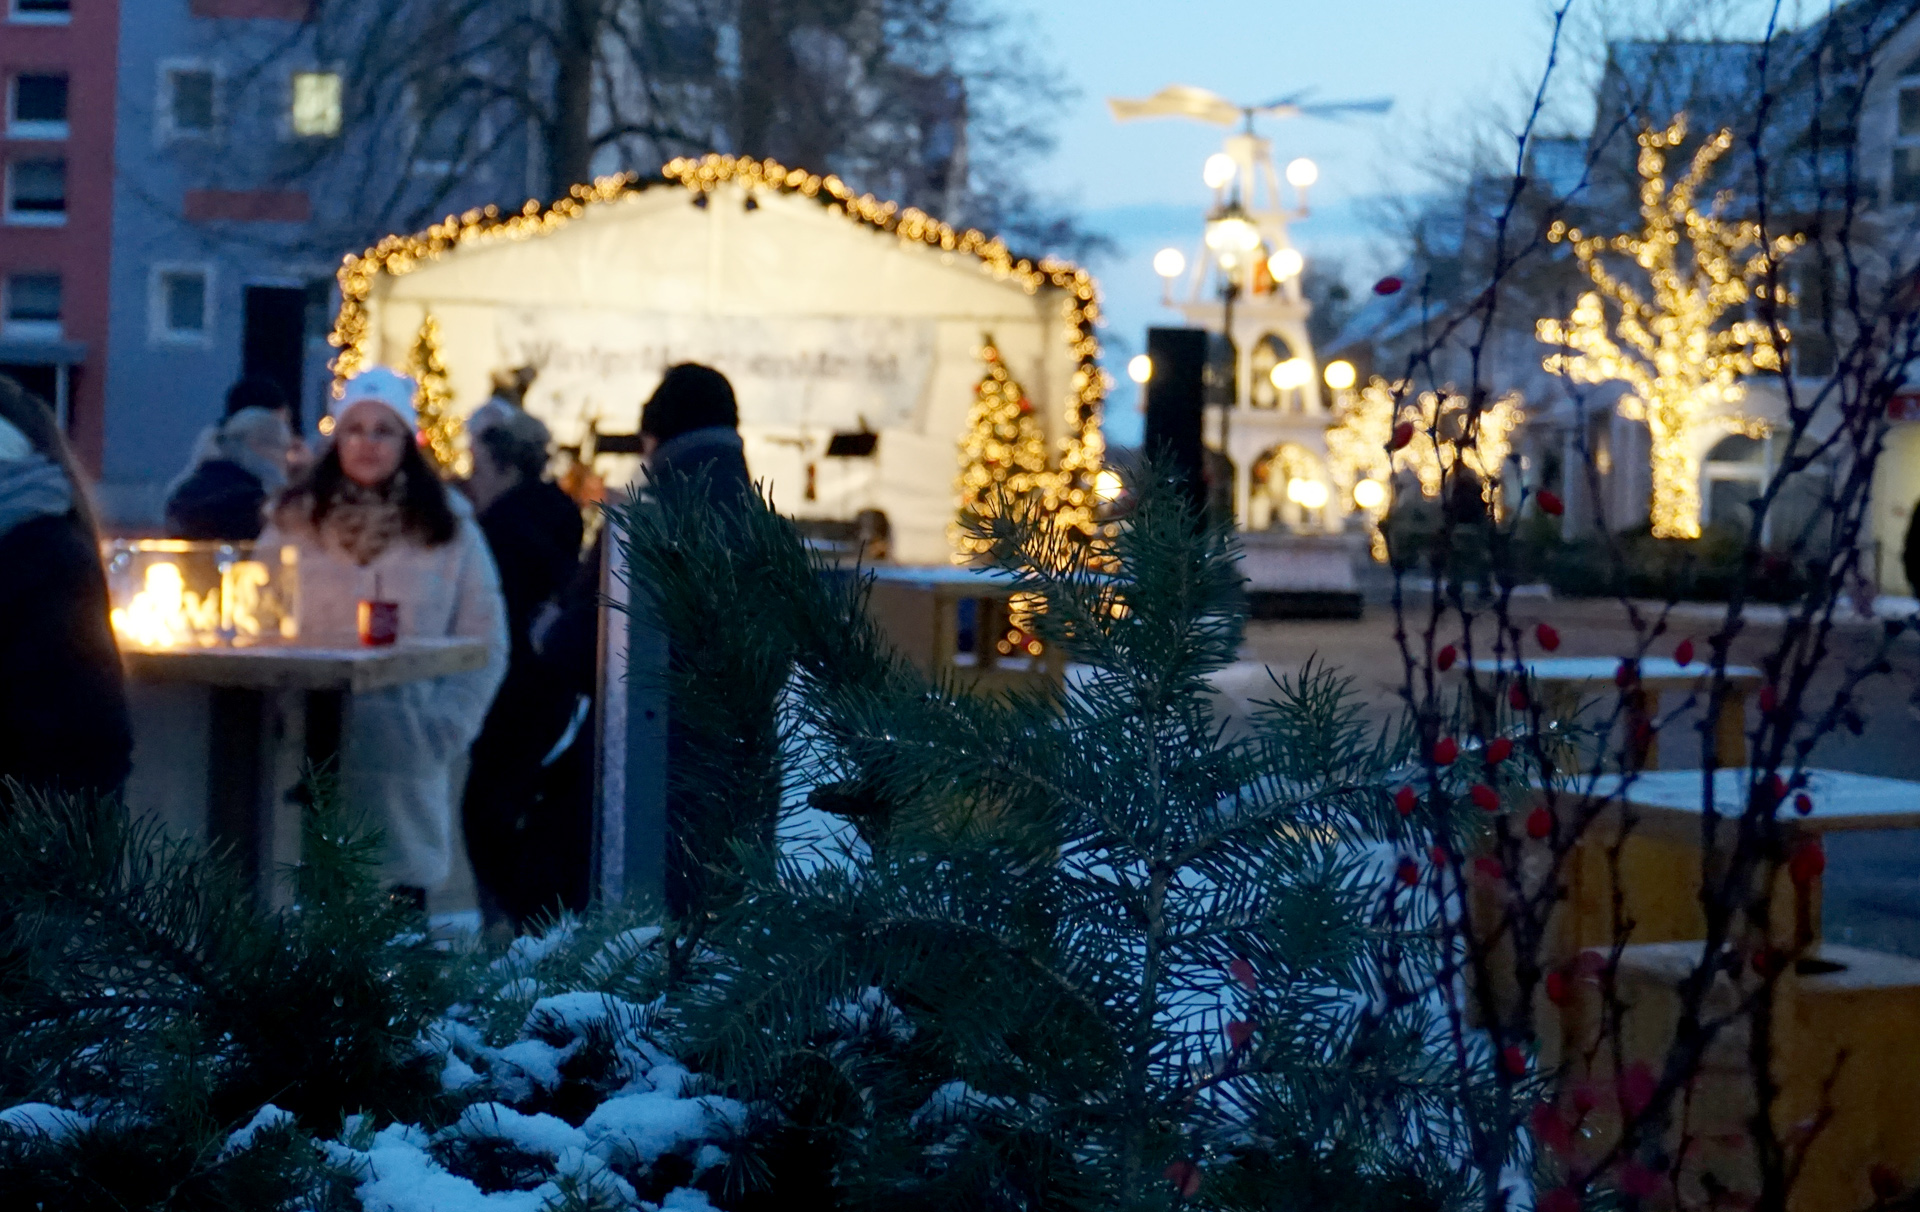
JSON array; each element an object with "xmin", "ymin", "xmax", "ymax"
[{"xmin": 1, "ymin": 0, "xmax": 117, "ymax": 472}]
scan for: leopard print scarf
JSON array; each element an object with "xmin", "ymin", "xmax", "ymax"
[{"xmin": 317, "ymin": 473, "xmax": 407, "ymax": 566}]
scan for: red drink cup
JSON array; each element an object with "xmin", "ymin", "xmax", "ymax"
[{"xmin": 358, "ymin": 599, "xmax": 399, "ymax": 646}]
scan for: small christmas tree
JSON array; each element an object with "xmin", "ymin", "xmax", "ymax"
[
  {"xmin": 408, "ymin": 312, "xmax": 467, "ymax": 477},
  {"xmin": 952, "ymin": 335, "xmax": 1051, "ymax": 562}
]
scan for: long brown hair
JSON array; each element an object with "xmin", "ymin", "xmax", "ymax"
[
  {"xmin": 281, "ymin": 434, "xmax": 457, "ymax": 547},
  {"xmin": 0, "ymin": 372, "xmax": 98, "ymax": 538}
]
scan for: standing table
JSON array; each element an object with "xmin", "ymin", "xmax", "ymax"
[
  {"xmin": 1466, "ymin": 657, "xmax": 1762, "ymax": 768},
  {"xmin": 123, "ymin": 639, "xmax": 489, "ymax": 900}
]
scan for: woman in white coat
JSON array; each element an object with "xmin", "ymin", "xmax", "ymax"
[{"xmin": 261, "ymin": 368, "xmax": 507, "ymax": 905}]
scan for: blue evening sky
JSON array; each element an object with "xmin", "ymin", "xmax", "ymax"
[{"xmin": 1013, "ymin": 0, "xmax": 1803, "ymax": 445}]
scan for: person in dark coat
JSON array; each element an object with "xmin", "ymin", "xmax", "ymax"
[
  {"xmin": 637, "ymin": 364, "xmax": 758, "ymax": 919},
  {"xmin": 461, "ymin": 405, "xmax": 587, "ymax": 930},
  {"xmin": 0, "ymin": 374, "xmax": 132, "ymax": 796},
  {"xmin": 164, "ymin": 377, "xmax": 304, "ymax": 541},
  {"xmin": 640, "ymin": 363, "xmax": 754, "ymax": 508}
]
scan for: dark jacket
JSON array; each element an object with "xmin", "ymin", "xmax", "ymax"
[
  {"xmin": 647, "ymin": 426, "xmax": 753, "ymax": 512},
  {"xmin": 478, "ymin": 479, "xmax": 584, "ymax": 671},
  {"xmin": 0, "ymin": 508, "xmax": 133, "ymax": 795},
  {"xmin": 464, "ymin": 478, "xmax": 586, "ymax": 927},
  {"xmin": 165, "ymin": 458, "xmax": 268, "ymax": 541}
]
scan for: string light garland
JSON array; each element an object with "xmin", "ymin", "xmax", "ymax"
[
  {"xmin": 1536, "ymin": 115, "xmax": 1802, "ymax": 539},
  {"xmin": 329, "ymin": 155, "xmax": 1108, "ymax": 543},
  {"xmin": 407, "ymin": 312, "xmax": 466, "ymax": 477},
  {"xmin": 1325, "ymin": 377, "xmax": 1525, "ymax": 559}
]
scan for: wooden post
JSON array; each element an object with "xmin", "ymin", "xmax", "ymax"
[{"xmin": 596, "ymin": 524, "xmax": 667, "ymax": 909}]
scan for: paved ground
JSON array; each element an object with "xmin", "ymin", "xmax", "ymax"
[{"xmin": 1218, "ymin": 593, "xmax": 1920, "ymax": 956}]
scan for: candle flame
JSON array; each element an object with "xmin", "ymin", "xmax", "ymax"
[{"xmin": 111, "ymin": 561, "xmax": 221, "ymax": 649}]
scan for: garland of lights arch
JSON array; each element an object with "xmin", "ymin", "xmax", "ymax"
[{"xmin": 328, "ymin": 155, "xmax": 1109, "ymax": 542}]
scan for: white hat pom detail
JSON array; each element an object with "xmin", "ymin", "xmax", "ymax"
[{"xmin": 334, "ymin": 367, "xmax": 420, "ymax": 434}]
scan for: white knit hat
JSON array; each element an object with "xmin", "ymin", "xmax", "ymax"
[{"xmin": 334, "ymin": 367, "xmax": 419, "ymax": 433}]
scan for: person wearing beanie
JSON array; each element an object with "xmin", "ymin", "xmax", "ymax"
[
  {"xmin": 259, "ymin": 366, "xmax": 507, "ymax": 909},
  {"xmin": 460, "ymin": 400, "xmax": 590, "ymax": 930},
  {"xmin": 163, "ymin": 376, "xmax": 307, "ymax": 541},
  {"xmin": 639, "ymin": 362, "xmax": 752, "ymax": 510}
]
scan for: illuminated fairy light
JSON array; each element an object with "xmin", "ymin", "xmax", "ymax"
[
  {"xmin": 408, "ymin": 312, "xmax": 467, "ymax": 477},
  {"xmin": 1536, "ymin": 115, "xmax": 1801, "ymax": 540},
  {"xmin": 329, "ymin": 155, "xmax": 1108, "ymax": 545},
  {"xmin": 953, "ymin": 336, "xmax": 1053, "ymax": 560},
  {"xmin": 1324, "ymin": 377, "xmax": 1525, "ymax": 558}
]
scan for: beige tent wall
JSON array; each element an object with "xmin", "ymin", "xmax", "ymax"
[{"xmin": 356, "ymin": 183, "xmax": 1089, "ymax": 564}]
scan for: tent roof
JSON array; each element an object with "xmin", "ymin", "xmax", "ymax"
[{"xmin": 330, "ymin": 157, "xmax": 1106, "ymax": 438}]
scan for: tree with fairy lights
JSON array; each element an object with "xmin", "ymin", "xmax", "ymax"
[
  {"xmin": 1536, "ymin": 115, "xmax": 1801, "ymax": 540},
  {"xmin": 406, "ymin": 312, "xmax": 467, "ymax": 477},
  {"xmin": 952, "ymin": 335, "xmax": 1051, "ymax": 561}
]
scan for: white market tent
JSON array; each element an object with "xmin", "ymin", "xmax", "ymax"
[{"xmin": 331, "ymin": 157, "xmax": 1108, "ymax": 564}]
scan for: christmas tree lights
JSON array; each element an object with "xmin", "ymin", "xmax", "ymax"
[
  {"xmin": 407, "ymin": 313, "xmax": 466, "ymax": 477},
  {"xmin": 953, "ymin": 337, "xmax": 1052, "ymax": 561},
  {"xmin": 1536, "ymin": 115, "xmax": 1802, "ymax": 539}
]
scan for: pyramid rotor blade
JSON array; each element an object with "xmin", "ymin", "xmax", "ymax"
[
  {"xmin": 1107, "ymin": 84, "xmax": 1241, "ymax": 127},
  {"xmin": 1296, "ymin": 98, "xmax": 1394, "ymax": 119}
]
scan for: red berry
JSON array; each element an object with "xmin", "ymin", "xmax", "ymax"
[
  {"xmin": 1508, "ymin": 682, "xmax": 1529, "ymax": 710},
  {"xmin": 1615, "ymin": 659, "xmax": 1636, "ymax": 687},
  {"xmin": 1428, "ymin": 844, "xmax": 1449, "ymax": 867},
  {"xmin": 1373, "ymin": 275, "xmax": 1405, "ymax": 296},
  {"xmin": 1789, "ymin": 839, "xmax": 1826, "ymax": 887},
  {"xmin": 1225, "ymin": 1019, "xmax": 1254, "ymax": 1049},
  {"xmin": 1794, "ymin": 792, "xmax": 1813, "ymax": 816},
  {"xmin": 1544, "ymin": 970, "xmax": 1569, "ymax": 1005},
  {"xmin": 1870, "ymin": 1163, "xmax": 1902, "ymax": 1202},
  {"xmin": 1759, "ymin": 684, "xmax": 1778, "ymax": 713},
  {"xmin": 1432, "ymin": 737, "xmax": 1459, "ymax": 765},
  {"xmin": 1394, "ymin": 785, "xmax": 1417, "ymax": 816},
  {"xmin": 1535, "ymin": 622, "xmax": 1561, "ymax": 651},
  {"xmin": 1395, "ymin": 857, "xmax": 1419, "ymax": 886},
  {"xmin": 1163, "ymin": 1160, "xmax": 1201, "ymax": 1198},
  {"xmin": 1538, "ymin": 1188, "xmax": 1580, "ymax": 1212},
  {"xmin": 1436, "ymin": 643, "xmax": 1457, "ymax": 671},
  {"xmin": 1619, "ymin": 1061, "xmax": 1656, "ymax": 1116},
  {"xmin": 1486, "ymin": 736, "xmax": 1513, "ymax": 764},
  {"xmin": 1527, "ymin": 807, "xmax": 1553, "ymax": 839},
  {"xmin": 1674, "ymin": 637, "xmax": 1695, "ymax": 667},
  {"xmin": 1473, "ymin": 856, "xmax": 1505, "ymax": 882},
  {"xmin": 1470, "ymin": 783, "xmax": 1500, "ymax": 812},
  {"xmin": 1531, "ymin": 1103, "xmax": 1575, "ymax": 1156},
  {"xmin": 1570, "ymin": 1081, "xmax": 1601, "ymax": 1114},
  {"xmin": 1501, "ymin": 1043, "xmax": 1528, "ymax": 1076},
  {"xmin": 1228, "ymin": 957, "xmax": 1256, "ymax": 991},
  {"xmin": 1536, "ymin": 489, "xmax": 1564, "ymax": 517},
  {"xmin": 1389, "ymin": 420, "xmax": 1415, "ymax": 451}
]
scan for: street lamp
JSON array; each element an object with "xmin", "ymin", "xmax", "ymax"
[
  {"xmin": 1153, "ymin": 246, "xmax": 1186, "ymax": 305},
  {"xmin": 1203, "ymin": 153, "xmax": 1237, "ymax": 191},
  {"xmin": 1323, "ymin": 359, "xmax": 1357, "ymax": 391},
  {"xmin": 1127, "ymin": 354, "xmax": 1153, "ymax": 384},
  {"xmin": 1204, "ymin": 200, "xmax": 1262, "ymax": 260},
  {"xmin": 1266, "ymin": 246, "xmax": 1304, "ymax": 283}
]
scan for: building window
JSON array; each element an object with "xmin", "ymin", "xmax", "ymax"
[
  {"xmin": 290, "ymin": 71, "xmax": 341, "ymax": 137},
  {"xmin": 162, "ymin": 66, "xmax": 217, "ymax": 140},
  {"xmin": 2, "ymin": 272, "xmax": 60, "ymax": 338},
  {"xmin": 153, "ymin": 267, "xmax": 211, "ymax": 343},
  {"xmin": 8, "ymin": 73, "xmax": 67, "ymax": 139},
  {"xmin": 4, "ymin": 158, "xmax": 66, "ymax": 224},
  {"xmin": 1896, "ymin": 75, "xmax": 1920, "ymax": 203},
  {"xmin": 8, "ymin": 0, "xmax": 71, "ymax": 24}
]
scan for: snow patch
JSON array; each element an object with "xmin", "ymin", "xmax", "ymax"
[
  {"xmin": 437, "ymin": 1102, "xmax": 586, "ymax": 1158},
  {"xmin": 222, "ymin": 1103, "xmax": 295, "ymax": 1156},
  {"xmin": 0, "ymin": 1102, "xmax": 93, "ymax": 1141}
]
